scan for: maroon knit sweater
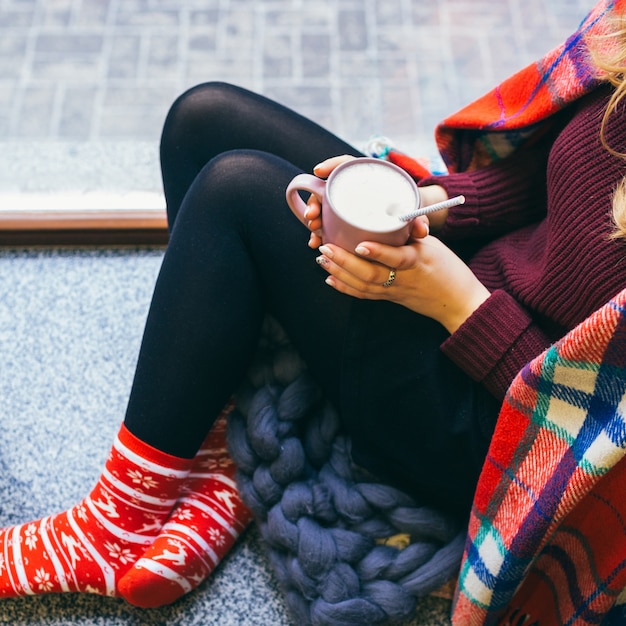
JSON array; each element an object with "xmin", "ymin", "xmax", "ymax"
[{"xmin": 420, "ymin": 85, "xmax": 626, "ymax": 399}]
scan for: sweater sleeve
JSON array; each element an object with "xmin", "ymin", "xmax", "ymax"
[
  {"xmin": 419, "ymin": 132, "xmax": 554, "ymax": 241},
  {"xmin": 441, "ymin": 289, "xmax": 553, "ymax": 399}
]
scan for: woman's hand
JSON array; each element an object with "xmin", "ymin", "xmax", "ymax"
[
  {"xmin": 316, "ymin": 238, "xmax": 490, "ymax": 334},
  {"xmin": 306, "ymin": 157, "xmax": 487, "ymax": 331},
  {"xmin": 304, "ymin": 155, "xmax": 357, "ymax": 248}
]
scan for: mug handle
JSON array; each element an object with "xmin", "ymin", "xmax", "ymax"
[{"xmin": 285, "ymin": 174, "xmax": 327, "ymax": 226}]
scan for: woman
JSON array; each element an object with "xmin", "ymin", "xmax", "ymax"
[{"xmin": 0, "ymin": 0, "xmax": 624, "ymax": 613}]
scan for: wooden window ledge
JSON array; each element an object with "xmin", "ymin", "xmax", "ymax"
[{"xmin": 0, "ymin": 193, "xmax": 169, "ymax": 246}]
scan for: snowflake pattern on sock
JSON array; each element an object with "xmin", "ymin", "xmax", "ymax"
[
  {"xmin": 118, "ymin": 410, "xmax": 252, "ymax": 608},
  {"xmin": 0, "ymin": 425, "xmax": 190, "ymax": 598}
]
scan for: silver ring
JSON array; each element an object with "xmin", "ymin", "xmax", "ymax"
[{"xmin": 382, "ymin": 269, "xmax": 396, "ymax": 287}]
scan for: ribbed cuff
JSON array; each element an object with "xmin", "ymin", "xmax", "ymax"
[
  {"xmin": 420, "ymin": 140, "xmax": 549, "ymax": 239},
  {"xmin": 419, "ymin": 173, "xmax": 481, "ymax": 233},
  {"xmin": 441, "ymin": 290, "xmax": 551, "ymax": 398}
]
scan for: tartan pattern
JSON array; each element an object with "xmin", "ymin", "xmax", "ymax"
[
  {"xmin": 436, "ymin": 0, "xmax": 625, "ymax": 174},
  {"xmin": 452, "ymin": 292, "xmax": 626, "ymax": 624},
  {"xmin": 441, "ymin": 2, "xmax": 626, "ymax": 623}
]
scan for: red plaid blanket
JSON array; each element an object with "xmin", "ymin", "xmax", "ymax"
[
  {"xmin": 453, "ymin": 291, "xmax": 626, "ymax": 625},
  {"xmin": 436, "ymin": 1, "xmax": 626, "ymax": 624}
]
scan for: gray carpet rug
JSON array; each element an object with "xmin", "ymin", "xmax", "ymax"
[{"xmin": 0, "ymin": 247, "xmax": 452, "ymax": 625}]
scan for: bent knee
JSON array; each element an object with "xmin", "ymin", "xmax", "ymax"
[
  {"xmin": 164, "ymin": 82, "xmax": 250, "ymax": 133},
  {"xmin": 202, "ymin": 149, "xmax": 298, "ymax": 192},
  {"xmin": 182, "ymin": 150, "xmax": 299, "ymax": 222}
]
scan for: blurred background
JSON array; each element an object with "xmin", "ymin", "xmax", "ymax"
[{"xmin": 0, "ymin": 0, "xmax": 595, "ymax": 200}]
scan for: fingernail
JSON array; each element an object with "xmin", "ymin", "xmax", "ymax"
[
  {"xmin": 325, "ymin": 277, "xmax": 336, "ymax": 287},
  {"xmin": 319, "ymin": 245, "xmax": 334, "ymax": 258},
  {"xmin": 316, "ymin": 256, "xmax": 328, "ymax": 267},
  {"xmin": 355, "ymin": 245, "xmax": 370, "ymax": 256}
]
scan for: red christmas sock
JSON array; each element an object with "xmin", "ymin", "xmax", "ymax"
[
  {"xmin": 0, "ymin": 424, "xmax": 191, "ymax": 598},
  {"xmin": 118, "ymin": 410, "xmax": 252, "ymax": 608}
]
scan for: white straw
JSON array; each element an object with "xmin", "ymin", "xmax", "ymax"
[{"xmin": 397, "ymin": 194, "xmax": 465, "ymax": 222}]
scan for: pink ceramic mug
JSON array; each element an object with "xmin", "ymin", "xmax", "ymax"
[{"xmin": 285, "ymin": 157, "xmax": 420, "ymax": 251}]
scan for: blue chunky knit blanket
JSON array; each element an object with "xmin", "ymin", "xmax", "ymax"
[{"xmin": 226, "ymin": 317, "xmax": 463, "ymax": 626}]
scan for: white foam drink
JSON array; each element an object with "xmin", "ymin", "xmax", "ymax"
[
  {"xmin": 328, "ymin": 160, "xmax": 417, "ymax": 231},
  {"xmin": 285, "ymin": 157, "xmax": 419, "ymax": 249}
]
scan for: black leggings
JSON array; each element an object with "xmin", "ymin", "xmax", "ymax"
[
  {"xmin": 123, "ymin": 82, "xmax": 363, "ymax": 458},
  {"xmin": 123, "ymin": 83, "xmax": 499, "ymax": 520}
]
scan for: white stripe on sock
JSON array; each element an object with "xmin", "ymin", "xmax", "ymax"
[
  {"xmin": 194, "ymin": 446, "xmax": 228, "ymax": 459},
  {"xmin": 66, "ymin": 507, "xmax": 116, "ymax": 597},
  {"xmin": 134, "ymin": 557, "xmax": 193, "ymax": 592},
  {"xmin": 85, "ymin": 497, "xmax": 157, "ymax": 546},
  {"xmin": 154, "ymin": 530, "xmax": 215, "ymax": 571},
  {"xmin": 187, "ymin": 485, "xmax": 248, "ymax": 531},
  {"xmin": 186, "ymin": 472, "xmax": 238, "ymax": 491},
  {"xmin": 113, "ymin": 436, "xmax": 189, "ymax": 479},
  {"xmin": 11, "ymin": 525, "xmax": 34, "ymax": 595},
  {"xmin": 3, "ymin": 527, "xmax": 20, "ymax": 595},
  {"xmin": 39, "ymin": 517, "xmax": 71, "ymax": 592},
  {"xmin": 161, "ymin": 522, "xmax": 221, "ymax": 565},
  {"xmin": 101, "ymin": 467, "xmax": 177, "ymax": 508},
  {"xmin": 177, "ymin": 496, "xmax": 239, "ymax": 539}
]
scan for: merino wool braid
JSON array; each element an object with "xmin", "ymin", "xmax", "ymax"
[{"xmin": 225, "ymin": 319, "xmax": 465, "ymax": 626}]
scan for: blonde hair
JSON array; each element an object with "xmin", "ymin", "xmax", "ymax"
[{"xmin": 591, "ymin": 13, "xmax": 626, "ymax": 238}]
